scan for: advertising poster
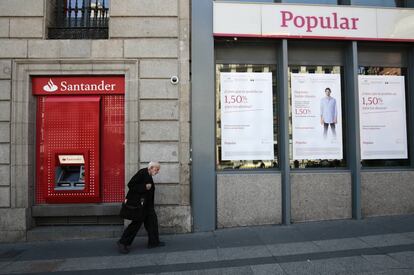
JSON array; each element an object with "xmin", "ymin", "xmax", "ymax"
[
  {"xmin": 220, "ymin": 72, "xmax": 274, "ymax": 160},
  {"xmin": 358, "ymin": 75, "xmax": 407, "ymax": 159},
  {"xmin": 291, "ymin": 73, "xmax": 343, "ymax": 160}
]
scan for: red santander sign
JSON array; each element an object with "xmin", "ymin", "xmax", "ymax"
[{"xmin": 32, "ymin": 75, "xmax": 125, "ymax": 95}]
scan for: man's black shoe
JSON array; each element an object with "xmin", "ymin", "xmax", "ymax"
[
  {"xmin": 147, "ymin": 241, "xmax": 166, "ymax": 249},
  {"xmin": 117, "ymin": 241, "xmax": 130, "ymax": 254}
]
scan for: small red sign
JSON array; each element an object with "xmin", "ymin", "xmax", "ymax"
[{"xmin": 32, "ymin": 75, "xmax": 125, "ymax": 95}]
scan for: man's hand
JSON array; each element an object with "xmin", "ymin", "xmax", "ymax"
[{"xmin": 146, "ymin": 183, "xmax": 152, "ymax": 190}]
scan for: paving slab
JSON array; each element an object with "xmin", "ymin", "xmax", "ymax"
[
  {"xmin": 249, "ymin": 263, "xmax": 285, "ymax": 275},
  {"xmin": 309, "ymin": 258, "xmax": 348, "ymax": 274},
  {"xmin": 253, "ymin": 225, "xmax": 308, "ymax": 244},
  {"xmin": 10, "ymin": 239, "xmax": 114, "ymax": 261},
  {"xmin": 213, "ymin": 227, "xmax": 262, "ymax": 248},
  {"xmin": 295, "ymin": 220, "xmax": 365, "ymax": 240},
  {"xmin": 0, "ymin": 259, "xmax": 64, "ymax": 274},
  {"xmin": 334, "ymin": 256, "xmax": 378, "ymax": 273},
  {"xmin": 359, "ymin": 233, "xmax": 414, "ymax": 247},
  {"xmin": 267, "ymin": 241, "xmax": 322, "ymax": 256},
  {"xmin": 161, "ymin": 232, "xmax": 217, "ymax": 252},
  {"xmin": 403, "ymin": 231, "xmax": 414, "ymax": 240},
  {"xmin": 381, "ymin": 215, "xmax": 414, "ymax": 233},
  {"xmin": 279, "ymin": 260, "xmax": 319, "ymax": 275},
  {"xmin": 160, "ymin": 266, "xmax": 254, "ymax": 275},
  {"xmin": 0, "ymin": 248, "xmax": 25, "ymax": 263},
  {"xmin": 361, "ymin": 254, "xmax": 409, "ymax": 270},
  {"xmin": 0, "ymin": 261, "xmax": 12, "ymax": 269},
  {"xmin": 388, "ymin": 251, "xmax": 414, "ymax": 268},
  {"xmin": 56, "ymin": 253, "xmax": 167, "ymax": 272},
  {"xmin": 217, "ymin": 245, "xmax": 271, "ymax": 261},
  {"xmin": 313, "ymin": 237, "xmax": 370, "ymax": 251},
  {"xmin": 163, "ymin": 249, "xmax": 219, "ymax": 265},
  {"xmin": 354, "ymin": 269, "xmax": 414, "ymax": 275}
]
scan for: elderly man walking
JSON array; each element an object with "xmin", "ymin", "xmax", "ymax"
[{"xmin": 117, "ymin": 161, "xmax": 165, "ymax": 254}]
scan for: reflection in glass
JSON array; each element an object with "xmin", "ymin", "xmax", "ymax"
[
  {"xmin": 351, "ymin": 0, "xmax": 405, "ymax": 7},
  {"xmin": 213, "ymin": 0, "xmax": 409, "ymax": 7},
  {"xmin": 215, "ymin": 0, "xmax": 338, "ymax": 3},
  {"xmin": 214, "ymin": 0, "xmax": 277, "ymax": 2},
  {"xmin": 282, "ymin": 0, "xmax": 338, "ymax": 4},
  {"xmin": 358, "ymin": 66, "xmax": 410, "ymax": 167},
  {"xmin": 288, "ymin": 65, "xmax": 347, "ymax": 169},
  {"xmin": 216, "ymin": 64, "xmax": 278, "ymax": 170}
]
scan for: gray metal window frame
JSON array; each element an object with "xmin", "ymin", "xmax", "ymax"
[
  {"xmin": 191, "ymin": 0, "xmax": 414, "ymax": 231},
  {"xmin": 212, "ymin": 0, "xmax": 410, "ymax": 7}
]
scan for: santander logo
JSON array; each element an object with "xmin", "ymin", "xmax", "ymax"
[
  {"xmin": 43, "ymin": 79, "xmax": 58, "ymax": 92},
  {"xmin": 32, "ymin": 76, "xmax": 124, "ymax": 96}
]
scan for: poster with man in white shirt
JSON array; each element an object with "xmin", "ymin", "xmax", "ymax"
[
  {"xmin": 320, "ymin": 87, "xmax": 337, "ymax": 139},
  {"xmin": 291, "ymin": 73, "xmax": 343, "ymax": 160}
]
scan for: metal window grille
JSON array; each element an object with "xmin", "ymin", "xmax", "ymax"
[{"xmin": 48, "ymin": 0, "xmax": 109, "ymax": 39}]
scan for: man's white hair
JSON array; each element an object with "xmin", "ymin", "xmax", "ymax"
[{"xmin": 148, "ymin": 161, "xmax": 160, "ymax": 168}]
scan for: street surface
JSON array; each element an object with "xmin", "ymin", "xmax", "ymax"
[{"xmin": 0, "ymin": 215, "xmax": 413, "ymax": 274}]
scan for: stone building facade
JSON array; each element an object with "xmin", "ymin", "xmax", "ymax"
[{"xmin": 0, "ymin": 0, "xmax": 191, "ymax": 242}]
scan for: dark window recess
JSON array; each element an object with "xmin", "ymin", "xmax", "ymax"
[{"xmin": 49, "ymin": 0, "xmax": 109, "ymax": 39}]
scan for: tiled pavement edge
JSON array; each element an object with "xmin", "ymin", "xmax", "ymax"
[{"xmin": 0, "ymin": 215, "xmax": 413, "ymax": 275}]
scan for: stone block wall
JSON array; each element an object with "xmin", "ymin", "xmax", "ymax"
[
  {"xmin": 0, "ymin": 0, "xmax": 191, "ymax": 242},
  {"xmin": 0, "ymin": 55, "xmax": 12, "ymax": 240},
  {"xmin": 291, "ymin": 172, "xmax": 352, "ymax": 222},
  {"xmin": 362, "ymin": 171, "xmax": 414, "ymax": 217},
  {"xmin": 217, "ymin": 173, "xmax": 282, "ymax": 228}
]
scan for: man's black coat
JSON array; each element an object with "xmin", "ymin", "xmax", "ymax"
[{"xmin": 125, "ymin": 168, "xmax": 155, "ymax": 209}]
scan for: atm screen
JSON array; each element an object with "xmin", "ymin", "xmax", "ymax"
[
  {"xmin": 55, "ymin": 154, "xmax": 85, "ymax": 190},
  {"xmin": 55, "ymin": 165, "xmax": 85, "ymax": 190}
]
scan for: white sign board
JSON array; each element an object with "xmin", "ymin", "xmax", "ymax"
[
  {"xmin": 358, "ymin": 75, "xmax": 408, "ymax": 159},
  {"xmin": 291, "ymin": 73, "xmax": 343, "ymax": 160},
  {"xmin": 58, "ymin": 155, "xmax": 85, "ymax": 164},
  {"xmin": 214, "ymin": 2, "xmax": 414, "ymax": 41},
  {"xmin": 220, "ymin": 73, "xmax": 274, "ymax": 160}
]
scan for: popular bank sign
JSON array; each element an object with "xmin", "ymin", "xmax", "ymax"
[
  {"xmin": 32, "ymin": 75, "xmax": 125, "ymax": 95},
  {"xmin": 214, "ymin": 2, "xmax": 414, "ymax": 41}
]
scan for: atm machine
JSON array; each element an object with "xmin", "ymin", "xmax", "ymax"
[{"xmin": 32, "ymin": 76, "xmax": 125, "ymax": 204}]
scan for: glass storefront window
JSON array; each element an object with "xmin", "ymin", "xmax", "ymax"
[
  {"xmin": 213, "ymin": 0, "xmax": 410, "ymax": 7},
  {"xmin": 282, "ymin": 0, "xmax": 338, "ymax": 4},
  {"xmin": 214, "ymin": 0, "xmax": 338, "ymax": 3},
  {"xmin": 288, "ymin": 65, "xmax": 347, "ymax": 169},
  {"xmin": 216, "ymin": 64, "xmax": 278, "ymax": 170},
  {"xmin": 214, "ymin": 0, "xmax": 277, "ymax": 2},
  {"xmin": 350, "ymin": 0, "xmax": 405, "ymax": 7},
  {"xmin": 358, "ymin": 66, "xmax": 410, "ymax": 167}
]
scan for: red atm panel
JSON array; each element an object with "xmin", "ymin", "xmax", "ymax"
[
  {"xmin": 34, "ymin": 75, "xmax": 125, "ymax": 205},
  {"xmin": 38, "ymin": 96, "xmax": 101, "ymax": 203},
  {"xmin": 101, "ymin": 95, "xmax": 125, "ymax": 202}
]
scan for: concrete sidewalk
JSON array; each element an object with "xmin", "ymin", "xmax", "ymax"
[{"xmin": 0, "ymin": 215, "xmax": 413, "ymax": 274}]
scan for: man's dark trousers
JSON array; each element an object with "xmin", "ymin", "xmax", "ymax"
[
  {"xmin": 119, "ymin": 208, "xmax": 160, "ymax": 246},
  {"xmin": 323, "ymin": 122, "xmax": 336, "ymax": 138}
]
